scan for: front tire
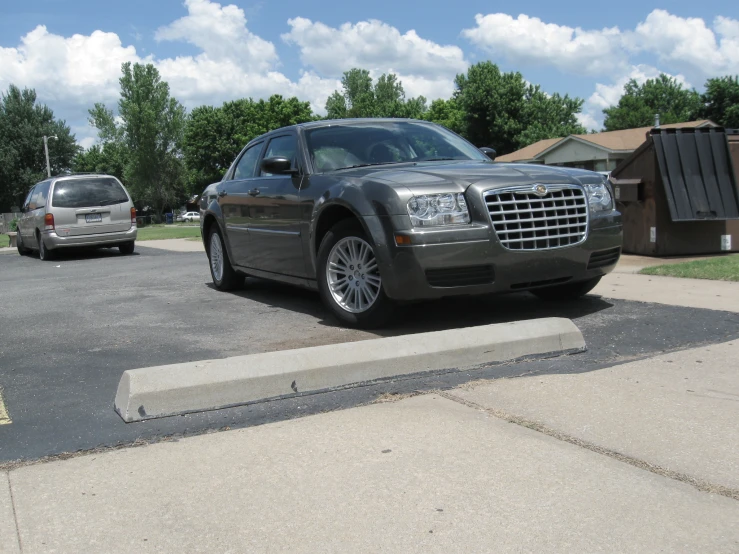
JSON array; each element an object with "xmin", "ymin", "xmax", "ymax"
[
  {"xmin": 207, "ymin": 226, "xmax": 243, "ymax": 291},
  {"xmin": 37, "ymin": 232, "xmax": 54, "ymax": 261},
  {"xmin": 317, "ymin": 220, "xmax": 394, "ymax": 328},
  {"xmin": 16, "ymin": 231, "xmax": 30, "ymax": 256},
  {"xmin": 119, "ymin": 242, "xmax": 135, "ymax": 255},
  {"xmin": 532, "ymin": 276, "xmax": 602, "ymax": 301}
]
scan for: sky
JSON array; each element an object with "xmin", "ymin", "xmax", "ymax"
[{"xmin": 1, "ymin": 0, "xmax": 737, "ymax": 149}]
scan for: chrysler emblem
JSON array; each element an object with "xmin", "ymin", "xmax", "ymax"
[{"xmin": 533, "ymin": 184, "xmax": 548, "ymax": 197}]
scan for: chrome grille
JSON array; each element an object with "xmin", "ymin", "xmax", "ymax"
[{"xmin": 484, "ymin": 185, "xmax": 588, "ymax": 250}]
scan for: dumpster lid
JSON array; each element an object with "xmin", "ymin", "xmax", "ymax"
[{"xmin": 651, "ymin": 127, "xmax": 739, "ymax": 221}]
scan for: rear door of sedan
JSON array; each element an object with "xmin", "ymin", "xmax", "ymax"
[{"xmin": 218, "ymin": 140, "xmax": 265, "ymax": 267}]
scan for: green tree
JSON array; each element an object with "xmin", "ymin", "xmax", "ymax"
[
  {"xmin": 183, "ymin": 94, "xmax": 315, "ymax": 194},
  {"xmin": 517, "ymin": 85, "xmax": 586, "ymax": 147},
  {"xmin": 701, "ymin": 76, "xmax": 739, "ymax": 128},
  {"xmin": 72, "ymin": 102, "xmax": 129, "ymax": 179},
  {"xmin": 72, "ymin": 142, "xmax": 128, "ymax": 179},
  {"xmin": 453, "ymin": 62, "xmax": 584, "ymax": 154},
  {"xmin": 118, "ymin": 62, "xmax": 187, "ymax": 213},
  {"xmin": 603, "ymin": 74, "xmax": 701, "ymax": 131},
  {"xmin": 325, "ymin": 68, "xmax": 427, "ymax": 119},
  {"xmin": 0, "ymin": 85, "xmax": 78, "ymax": 212},
  {"xmin": 423, "ymin": 98, "xmax": 466, "ymax": 135}
]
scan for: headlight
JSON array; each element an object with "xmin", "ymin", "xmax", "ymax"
[
  {"xmin": 584, "ymin": 180, "xmax": 613, "ymax": 213},
  {"xmin": 407, "ymin": 193, "xmax": 470, "ymax": 227}
]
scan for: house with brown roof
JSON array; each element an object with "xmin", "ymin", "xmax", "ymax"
[{"xmin": 497, "ymin": 120, "xmax": 717, "ymax": 172}]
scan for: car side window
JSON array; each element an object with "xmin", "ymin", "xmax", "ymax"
[
  {"xmin": 35, "ymin": 182, "xmax": 50, "ymax": 209},
  {"xmin": 233, "ymin": 142, "xmax": 263, "ymax": 180},
  {"xmin": 22, "ymin": 186, "xmax": 36, "ymax": 211},
  {"xmin": 27, "ymin": 186, "xmax": 42, "ymax": 211},
  {"xmin": 261, "ymin": 135, "xmax": 297, "ymax": 176}
]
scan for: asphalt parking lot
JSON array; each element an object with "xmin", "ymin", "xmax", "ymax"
[{"xmin": 1, "ymin": 245, "xmax": 739, "ymax": 464}]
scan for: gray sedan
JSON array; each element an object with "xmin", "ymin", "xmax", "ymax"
[{"xmin": 200, "ymin": 119, "xmax": 622, "ymax": 328}]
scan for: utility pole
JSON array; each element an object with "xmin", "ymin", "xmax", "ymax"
[{"xmin": 43, "ymin": 135, "xmax": 57, "ymax": 178}]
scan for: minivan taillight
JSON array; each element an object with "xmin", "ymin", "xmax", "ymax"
[
  {"xmin": 44, "ymin": 213, "xmax": 55, "ymax": 231},
  {"xmin": 131, "ymin": 207, "xmax": 137, "ymax": 225}
]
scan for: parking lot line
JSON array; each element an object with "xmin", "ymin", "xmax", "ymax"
[{"xmin": 0, "ymin": 388, "xmax": 10, "ymax": 425}]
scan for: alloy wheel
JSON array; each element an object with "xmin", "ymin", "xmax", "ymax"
[
  {"xmin": 209, "ymin": 232, "xmax": 224, "ymax": 282},
  {"xmin": 326, "ymin": 237, "xmax": 381, "ymax": 313}
]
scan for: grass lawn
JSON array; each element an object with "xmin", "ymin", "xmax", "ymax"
[
  {"xmin": 0, "ymin": 234, "xmax": 8, "ymax": 248},
  {"xmin": 136, "ymin": 224, "xmax": 201, "ymax": 241},
  {"xmin": 639, "ymin": 255, "xmax": 739, "ymax": 282}
]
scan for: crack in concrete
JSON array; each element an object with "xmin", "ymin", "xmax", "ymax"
[
  {"xmin": 438, "ymin": 391, "xmax": 739, "ymax": 502},
  {"xmin": 4, "ymin": 472, "xmax": 23, "ymax": 553}
]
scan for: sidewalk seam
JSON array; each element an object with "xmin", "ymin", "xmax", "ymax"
[
  {"xmin": 4, "ymin": 471, "xmax": 23, "ymax": 553},
  {"xmin": 438, "ymin": 391, "xmax": 739, "ymax": 501}
]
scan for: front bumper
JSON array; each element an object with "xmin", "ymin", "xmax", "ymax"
[
  {"xmin": 44, "ymin": 226, "xmax": 138, "ymax": 249},
  {"xmin": 369, "ymin": 213, "xmax": 623, "ymax": 301}
]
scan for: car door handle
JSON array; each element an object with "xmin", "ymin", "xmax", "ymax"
[
  {"xmin": 248, "ymin": 189, "xmax": 260, "ymax": 196},
  {"xmin": 217, "ymin": 190, "xmax": 227, "ymax": 197}
]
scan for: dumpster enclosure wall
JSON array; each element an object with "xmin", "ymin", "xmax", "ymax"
[{"xmin": 611, "ymin": 128, "xmax": 739, "ymax": 256}]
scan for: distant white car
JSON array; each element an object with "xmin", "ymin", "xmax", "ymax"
[{"xmin": 182, "ymin": 211, "xmax": 200, "ymax": 223}]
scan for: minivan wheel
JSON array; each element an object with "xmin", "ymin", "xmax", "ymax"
[
  {"xmin": 531, "ymin": 276, "xmax": 602, "ymax": 301},
  {"xmin": 37, "ymin": 232, "xmax": 54, "ymax": 261},
  {"xmin": 16, "ymin": 231, "xmax": 30, "ymax": 256},
  {"xmin": 317, "ymin": 220, "xmax": 395, "ymax": 329},
  {"xmin": 208, "ymin": 226, "xmax": 243, "ymax": 291},
  {"xmin": 119, "ymin": 242, "xmax": 135, "ymax": 255}
]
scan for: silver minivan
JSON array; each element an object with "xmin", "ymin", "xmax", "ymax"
[{"xmin": 16, "ymin": 174, "xmax": 137, "ymax": 260}]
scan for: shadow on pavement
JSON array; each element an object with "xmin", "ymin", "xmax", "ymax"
[{"xmin": 211, "ymin": 277, "xmax": 614, "ymax": 338}]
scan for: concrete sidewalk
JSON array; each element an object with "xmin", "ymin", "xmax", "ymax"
[
  {"xmin": 594, "ymin": 272, "xmax": 739, "ymax": 312},
  {"xmin": 3, "ymin": 340, "xmax": 738, "ymax": 553}
]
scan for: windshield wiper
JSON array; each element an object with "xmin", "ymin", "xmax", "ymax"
[
  {"xmin": 339, "ymin": 161, "xmax": 404, "ymax": 170},
  {"xmin": 417, "ymin": 157, "xmax": 459, "ymax": 162},
  {"xmin": 97, "ymin": 199, "xmax": 125, "ymax": 206}
]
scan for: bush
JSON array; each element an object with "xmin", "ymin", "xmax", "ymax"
[{"xmin": 9, "ymin": 218, "xmax": 18, "ymax": 232}]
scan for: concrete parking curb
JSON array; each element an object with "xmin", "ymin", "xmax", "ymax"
[{"xmin": 114, "ymin": 317, "xmax": 585, "ymax": 422}]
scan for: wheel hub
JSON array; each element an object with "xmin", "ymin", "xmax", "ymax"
[{"xmin": 326, "ymin": 237, "xmax": 381, "ymax": 314}]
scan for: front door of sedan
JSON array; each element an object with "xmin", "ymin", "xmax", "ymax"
[
  {"xmin": 218, "ymin": 141, "xmax": 264, "ymax": 267},
  {"xmin": 243, "ymin": 133, "xmax": 307, "ymax": 277}
]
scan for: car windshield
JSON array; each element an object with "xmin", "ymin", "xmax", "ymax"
[
  {"xmin": 52, "ymin": 178, "xmax": 129, "ymax": 208},
  {"xmin": 304, "ymin": 121, "xmax": 489, "ymax": 173}
]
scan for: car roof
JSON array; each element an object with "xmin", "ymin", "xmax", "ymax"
[{"xmin": 247, "ymin": 117, "xmax": 436, "ymax": 146}]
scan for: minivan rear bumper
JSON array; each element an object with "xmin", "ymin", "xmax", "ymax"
[{"xmin": 44, "ymin": 226, "xmax": 137, "ymax": 249}]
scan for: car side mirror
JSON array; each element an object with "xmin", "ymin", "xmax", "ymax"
[
  {"xmin": 261, "ymin": 157, "xmax": 298, "ymax": 175},
  {"xmin": 480, "ymin": 147, "xmax": 497, "ymax": 161}
]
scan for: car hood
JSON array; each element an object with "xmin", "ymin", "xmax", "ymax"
[{"xmin": 353, "ymin": 160, "xmax": 604, "ymax": 190}]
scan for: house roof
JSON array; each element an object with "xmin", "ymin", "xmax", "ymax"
[{"xmin": 497, "ymin": 120, "xmax": 716, "ymax": 162}]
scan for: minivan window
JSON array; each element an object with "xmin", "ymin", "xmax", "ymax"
[
  {"xmin": 52, "ymin": 178, "xmax": 129, "ymax": 208},
  {"xmin": 23, "ymin": 186, "xmax": 36, "ymax": 211}
]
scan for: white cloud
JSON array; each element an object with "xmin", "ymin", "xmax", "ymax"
[
  {"xmin": 579, "ymin": 65, "xmax": 692, "ymax": 131},
  {"xmin": 154, "ymin": 0, "xmax": 277, "ymax": 73},
  {"xmin": 463, "ymin": 10, "xmax": 739, "ymax": 84},
  {"xmin": 283, "ymin": 17, "xmax": 467, "ymax": 79},
  {"xmin": 626, "ymin": 10, "xmax": 739, "ymax": 81},
  {"xmin": 282, "ymin": 17, "xmax": 466, "ymax": 102},
  {"xmin": 462, "ymin": 14, "xmax": 625, "ymax": 75},
  {"xmin": 0, "ymin": 25, "xmax": 145, "ymax": 111},
  {"xmin": 0, "ymin": 0, "xmax": 341, "ymax": 147}
]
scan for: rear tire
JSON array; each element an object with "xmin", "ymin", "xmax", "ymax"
[
  {"xmin": 532, "ymin": 276, "xmax": 602, "ymax": 301},
  {"xmin": 207, "ymin": 226, "xmax": 243, "ymax": 291},
  {"xmin": 37, "ymin": 232, "xmax": 54, "ymax": 261},
  {"xmin": 119, "ymin": 242, "xmax": 135, "ymax": 255},
  {"xmin": 317, "ymin": 219, "xmax": 395, "ymax": 329}
]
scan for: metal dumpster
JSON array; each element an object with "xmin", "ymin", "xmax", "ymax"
[{"xmin": 610, "ymin": 127, "xmax": 739, "ymax": 256}]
